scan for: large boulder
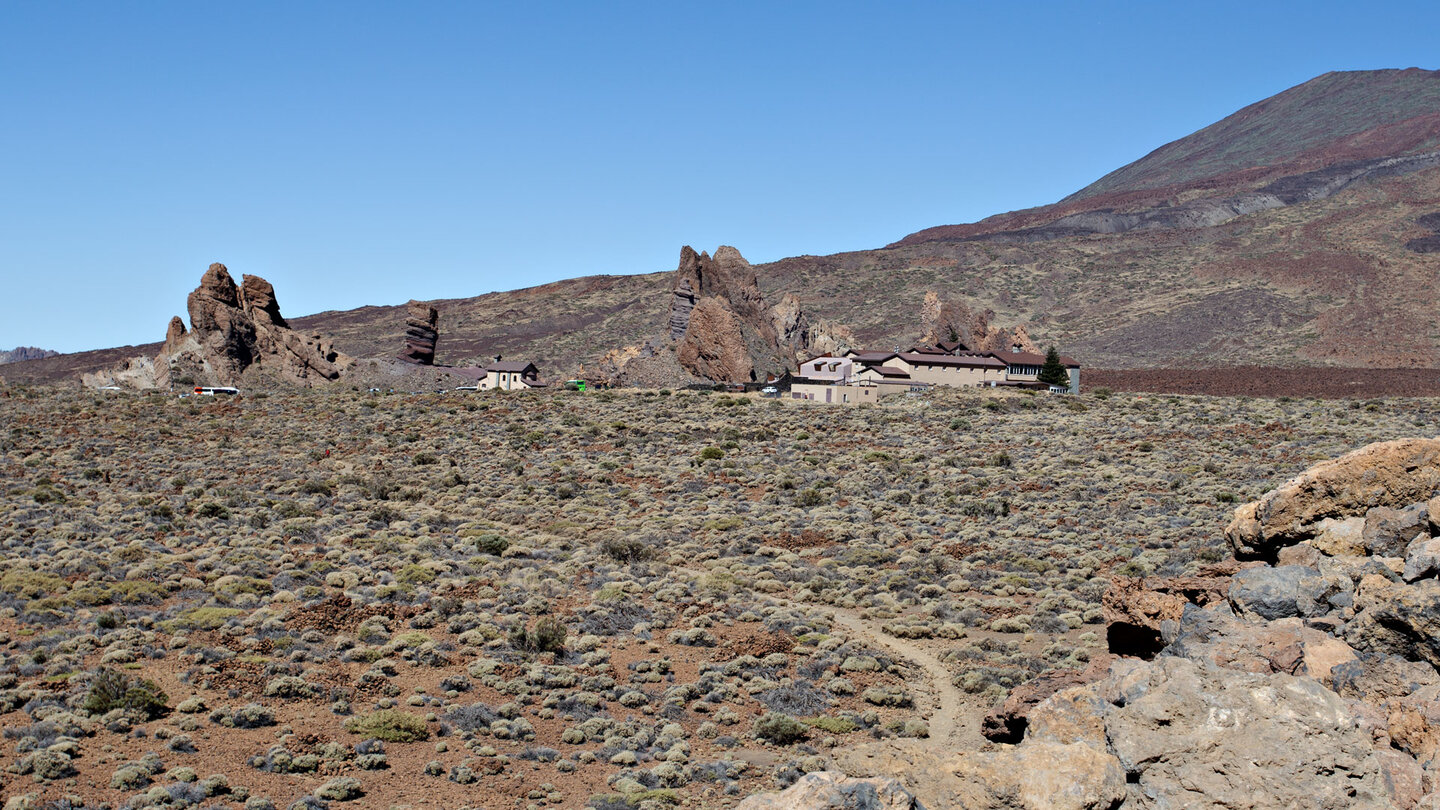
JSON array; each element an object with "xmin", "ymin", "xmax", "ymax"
[
  {"xmin": 1227, "ymin": 565, "xmax": 1343, "ymax": 620},
  {"xmin": 945, "ymin": 741, "xmax": 1127, "ymax": 810},
  {"xmin": 1402, "ymin": 534, "xmax": 1440, "ymax": 582},
  {"xmin": 736, "ymin": 772, "xmax": 923, "ymax": 810},
  {"xmin": 1226, "ymin": 437, "xmax": 1440, "ymax": 560},
  {"xmin": 1362, "ymin": 503, "xmax": 1429, "ymax": 558},
  {"xmin": 1100, "ymin": 657, "xmax": 1391, "ymax": 809}
]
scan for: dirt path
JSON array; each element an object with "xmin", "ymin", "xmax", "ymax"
[
  {"xmin": 816, "ymin": 605, "xmax": 965, "ymax": 746},
  {"xmin": 678, "ymin": 564, "xmax": 981, "ymax": 752}
]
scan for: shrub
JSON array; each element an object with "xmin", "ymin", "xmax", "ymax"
[
  {"xmin": 753, "ymin": 712, "xmax": 809, "ymax": 745},
  {"xmin": 474, "ymin": 534, "xmax": 509, "ymax": 555},
  {"xmin": 345, "ymin": 710, "xmax": 429, "ymax": 742},
  {"xmin": 83, "ymin": 668, "xmax": 168, "ymax": 719},
  {"xmin": 299, "ymin": 479, "xmax": 334, "ymax": 497},
  {"xmin": 599, "ymin": 536, "xmax": 654, "ymax": 563},
  {"xmin": 807, "ymin": 715, "xmax": 858, "ymax": 734},
  {"xmin": 510, "ymin": 616, "xmax": 567, "ymax": 654},
  {"xmin": 698, "ymin": 447, "xmax": 725, "ymax": 461},
  {"xmin": 795, "ymin": 489, "xmax": 824, "ymax": 508}
]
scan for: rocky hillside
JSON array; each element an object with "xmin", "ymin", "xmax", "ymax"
[{"xmin": 6, "ymin": 69, "xmax": 1440, "ymax": 386}]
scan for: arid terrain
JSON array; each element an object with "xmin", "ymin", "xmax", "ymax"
[{"xmin": 2, "ymin": 383, "xmax": 1438, "ymax": 808}]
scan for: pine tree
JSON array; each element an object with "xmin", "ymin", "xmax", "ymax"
[{"xmin": 1037, "ymin": 346, "xmax": 1070, "ymax": 389}]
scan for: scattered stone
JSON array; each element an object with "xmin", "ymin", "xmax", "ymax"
[{"xmin": 736, "ymin": 771, "xmax": 923, "ymax": 810}]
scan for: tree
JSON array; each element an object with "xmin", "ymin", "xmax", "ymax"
[{"xmin": 1037, "ymin": 346, "xmax": 1071, "ymax": 389}]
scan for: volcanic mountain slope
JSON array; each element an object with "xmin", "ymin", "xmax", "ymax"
[
  {"xmin": 281, "ymin": 67, "xmax": 1440, "ymax": 372},
  {"xmin": 6, "ymin": 68, "xmax": 1440, "ymax": 386}
]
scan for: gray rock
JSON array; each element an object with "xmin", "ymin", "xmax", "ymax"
[
  {"xmin": 1328, "ymin": 654, "xmax": 1438, "ymax": 702},
  {"xmin": 1402, "ymin": 535, "xmax": 1440, "ymax": 582},
  {"xmin": 1346, "ymin": 579, "xmax": 1440, "ymax": 669},
  {"xmin": 1364, "ymin": 503, "xmax": 1429, "ymax": 558},
  {"xmin": 1102, "ymin": 657, "xmax": 1393, "ymax": 809},
  {"xmin": 1228, "ymin": 565, "xmax": 1338, "ymax": 620}
]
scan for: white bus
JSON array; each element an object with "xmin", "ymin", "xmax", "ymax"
[{"xmin": 193, "ymin": 386, "xmax": 240, "ymax": 396}]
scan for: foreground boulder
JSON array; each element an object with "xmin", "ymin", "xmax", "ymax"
[{"xmin": 1226, "ymin": 437, "xmax": 1440, "ymax": 559}]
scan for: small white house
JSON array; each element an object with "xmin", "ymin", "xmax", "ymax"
[{"xmin": 479, "ymin": 361, "xmax": 541, "ymax": 391}]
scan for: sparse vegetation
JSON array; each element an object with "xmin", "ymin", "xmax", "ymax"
[{"xmin": 0, "ymin": 384, "xmax": 1426, "ymax": 807}]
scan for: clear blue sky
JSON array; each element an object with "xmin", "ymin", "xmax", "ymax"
[{"xmin": 2, "ymin": 1, "xmax": 1437, "ymax": 353}]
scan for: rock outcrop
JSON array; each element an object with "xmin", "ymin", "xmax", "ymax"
[
  {"xmin": 669, "ymin": 246, "xmax": 781, "ymax": 382},
  {"xmin": 772, "ymin": 293, "xmax": 856, "ymax": 358},
  {"xmin": 1225, "ymin": 436, "xmax": 1440, "ymax": 559},
  {"xmin": 399, "ymin": 301, "xmax": 439, "ymax": 365},
  {"xmin": 669, "ymin": 279, "xmax": 697, "ymax": 341},
  {"xmin": 919, "ymin": 290, "xmax": 1037, "ymax": 352},
  {"xmin": 676, "ymin": 296, "xmax": 754, "ymax": 383},
  {"xmin": 88, "ymin": 263, "xmax": 348, "ymax": 389}
]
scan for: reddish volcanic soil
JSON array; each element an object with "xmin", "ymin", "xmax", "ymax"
[{"xmin": 1087, "ymin": 367, "xmax": 1440, "ymax": 398}]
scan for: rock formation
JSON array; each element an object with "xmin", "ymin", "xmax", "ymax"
[
  {"xmin": 88, "ymin": 263, "xmax": 348, "ymax": 389},
  {"xmin": 668, "ymin": 246, "xmax": 781, "ymax": 382},
  {"xmin": 0, "ymin": 347, "xmax": 59, "ymax": 365},
  {"xmin": 669, "ymin": 279, "xmax": 697, "ymax": 340},
  {"xmin": 771, "ymin": 294, "xmax": 856, "ymax": 358},
  {"xmin": 919, "ymin": 290, "xmax": 1037, "ymax": 352},
  {"xmin": 676, "ymin": 296, "xmax": 754, "ymax": 383},
  {"xmin": 659, "ymin": 245, "xmax": 847, "ymax": 382},
  {"xmin": 399, "ymin": 301, "xmax": 439, "ymax": 365}
]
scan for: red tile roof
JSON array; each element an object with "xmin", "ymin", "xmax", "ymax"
[
  {"xmin": 898, "ymin": 352, "xmax": 1005, "ymax": 369},
  {"xmin": 986, "ymin": 350, "xmax": 1080, "ymax": 368}
]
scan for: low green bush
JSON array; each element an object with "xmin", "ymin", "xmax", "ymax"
[
  {"xmin": 83, "ymin": 668, "xmax": 168, "ymax": 719},
  {"xmin": 345, "ymin": 709, "xmax": 429, "ymax": 742}
]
